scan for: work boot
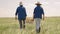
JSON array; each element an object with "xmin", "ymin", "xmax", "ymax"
[
  {"xmin": 36, "ymin": 27, "xmax": 40, "ymax": 33},
  {"xmin": 23, "ymin": 25, "xmax": 25, "ymax": 29},
  {"xmin": 39, "ymin": 27, "xmax": 41, "ymax": 33}
]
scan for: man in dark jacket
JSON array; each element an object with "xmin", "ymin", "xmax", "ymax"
[
  {"xmin": 15, "ymin": 2, "xmax": 27, "ymax": 30},
  {"xmin": 33, "ymin": 2, "xmax": 45, "ymax": 33}
]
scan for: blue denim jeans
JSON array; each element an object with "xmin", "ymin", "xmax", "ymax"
[
  {"xmin": 18, "ymin": 18, "xmax": 26, "ymax": 29},
  {"xmin": 34, "ymin": 18, "xmax": 41, "ymax": 32}
]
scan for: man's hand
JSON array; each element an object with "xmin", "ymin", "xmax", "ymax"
[
  {"xmin": 31, "ymin": 18, "xmax": 34, "ymax": 21},
  {"xmin": 32, "ymin": 14, "xmax": 34, "ymax": 21},
  {"xmin": 15, "ymin": 16, "xmax": 17, "ymax": 20},
  {"xmin": 43, "ymin": 15, "xmax": 45, "ymax": 20},
  {"xmin": 43, "ymin": 17, "xmax": 44, "ymax": 20}
]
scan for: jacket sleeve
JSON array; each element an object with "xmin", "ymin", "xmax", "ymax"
[
  {"xmin": 15, "ymin": 8, "xmax": 18, "ymax": 16},
  {"xmin": 34, "ymin": 8, "xmax": 36, "ymax": 14},
  {"xmin": 24, "ymin": 8, "xmax": 27, "ymax": 16},
  {"xmin": 42, "ymin": 8, "xmax": 44, "ymax": 15},
  {"xmin": 33, "ymin": 8, "xmax": 36, "ymax": 18}
]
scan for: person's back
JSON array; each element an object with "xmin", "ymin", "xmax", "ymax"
[
  {"xmin": 33, "ymin": 2, "xmax": 45, "ymax": 33},
  {"xmin": 15, "ymin": 2, "xmax": 27, "ymax": 30},
  {"xmin": 34, "ymin": 6, "xmax": 44, "ymax": 19},
  {"xmin": 16, "ymin": 6, "xmax": 27, "ymax": 19}
]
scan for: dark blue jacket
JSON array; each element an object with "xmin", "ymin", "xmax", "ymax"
[
  {"xmin": 34, "ymin": 6, "xmax": 44, "ymax": 19},
  {"xmin": 15, "ymin": 5, "xmax": 27, "ymax": 20}
]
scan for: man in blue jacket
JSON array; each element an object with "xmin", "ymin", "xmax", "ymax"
[
  {"xmin": 33, "ymin": 2, "xmax": 45, "ymax": 33},
  {"xmin": 15, "ymin": 2, "xmax": 27, "ymax": 29}
]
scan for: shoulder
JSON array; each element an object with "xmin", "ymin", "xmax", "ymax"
[
  {"xmin": 40, "ymin": 6, "xmax": 43, "ymax": 9},
  {"xmin": 22, "ymin": 7, "xmax": 25, "ymax": 9},
  {"xmin": 34, "ymin": 7, "xmax": 37, "ymax": 10},
  {"xmin": 17, "ymin": 7, "xmax": 20, "ymax": 9}
]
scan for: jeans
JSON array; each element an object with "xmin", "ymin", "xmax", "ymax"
[
  {"xmin": 19, "ymin": 18, "xmax": 26, "ymax": 29},
  {"xmin": 34, "ymin": 18, "xmax": 41, "ymax": 32}
]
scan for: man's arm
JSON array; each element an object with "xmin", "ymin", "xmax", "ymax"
[
  {"xmin": 32, "ymin": 9, "xmax": 36, "ymax": 21},
  {"xmin": 15, "ymin": 8, "xmax": 18, "ymax": 20},
  {"xmin": 42, "ymin": 8, "xmax": 45, "ymax": 20},
  {"xmin": 32, "ymin": 14, "xmax": 34, "ymax": 21},
  {"xmin": 43, "ymin": 14, "xmax": 45, "ymax": 20},
  {"xmin": 24, "ymin": 8, "xmax": 27, "ymax": 16}
]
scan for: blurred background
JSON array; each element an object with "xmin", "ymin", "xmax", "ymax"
[
  {"xmin": 0, "ymin": 0, "xmax": 60, "ymax": 17},
  {"xmin": 0, "ymin": 0, "xmax": 60, "ymax": 34}
]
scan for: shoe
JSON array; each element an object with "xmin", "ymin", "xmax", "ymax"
[
  {"xmin": 23, "ymin": 25, "xmax": 25, "ymax": 29},
  {"xmin": 36, "ymin": 27, "xmax": 40, "ymax": 33},
  {"xmin": 39, "ymin": 27, "xmax": 40, "ymax": 33}
]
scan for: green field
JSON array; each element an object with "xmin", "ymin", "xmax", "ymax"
[{"xmin": 0, "ymin": 17, "xmax": 60, "ymax": 34}]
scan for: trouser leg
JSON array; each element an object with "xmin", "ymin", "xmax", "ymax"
[
  {"xmin": 35, "ymin": 18, "xmax": 41, "ymax": 33},
  {"xmin": 23, "ymin": 19, "xmax": 25, "ymax": 29},
  {"xmin": 19, "ymin": 20, "xmax": 22, "ymax": 29}
]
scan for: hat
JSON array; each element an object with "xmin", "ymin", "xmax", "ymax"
[
  {"xmin": 19, "ymin": 2, "xmax": 23, "ymax": 5},
  {"xmin": 35, "ymin": 2, "xmax": 42, "ymax": 5}
]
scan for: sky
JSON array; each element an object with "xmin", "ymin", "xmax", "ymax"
[{"xmin": 0, "ymin": 0, "xmax": 60, "ymax": 17}]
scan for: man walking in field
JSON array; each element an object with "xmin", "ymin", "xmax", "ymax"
[
  {"xmin": 15, "ymin": 2, "xmax": 27, "ymax": 30},
  {"xmin": 33, "ymin": 2, "xmax": 45, "ymax": 33}
]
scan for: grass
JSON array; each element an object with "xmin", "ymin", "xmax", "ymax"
[{"xmin": 0, "ymin": 17, "xmax": 60, "ymax": 34}]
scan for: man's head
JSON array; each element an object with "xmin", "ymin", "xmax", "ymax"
[
  {"xmin": 19, "ymin": 2, "xmax": 23, "ymax": 7},
  {"xmin": 19, "ymin": 2, "xmax": 23, "ymax": 5},
  {"xmin": 35, "ymin": 2, "xmax": 42, "ymax": 6}
]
